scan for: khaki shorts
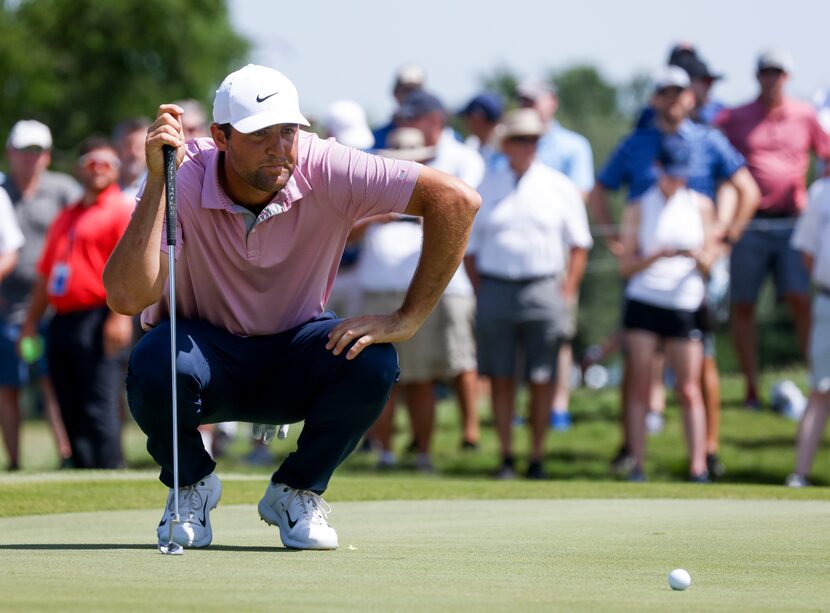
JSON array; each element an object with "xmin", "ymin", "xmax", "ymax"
[{"xmin": 360, "ymin": 291, "xmax": 476, "ymax": 383}]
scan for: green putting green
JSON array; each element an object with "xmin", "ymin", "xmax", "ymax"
[{"xmin": 1, "ymin": 498, "xmax": 828, "ymax": 611}]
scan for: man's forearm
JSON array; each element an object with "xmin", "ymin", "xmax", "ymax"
[
  {"xmin": 103, "ymin": 174, "xmax": 168, "ymax": 315},
  {"xmin": 0, "ymin": 251, "xmax": 18, "ymax": 281},
  {"xmin": 726, "ymin": 168, "xmax": 761, "ymax": 241},
  {"xmin": 399, "ymin": 185, "xmax": 479, "ymax": 328},
  {"xmin": 463, "ymin": 254, "xmax": 480, "ymax": 294},
  {"xmin": 562, "ymin": 248, "xmax": 589, "ymax": 298}
]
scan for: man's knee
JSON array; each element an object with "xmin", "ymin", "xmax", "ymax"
[
  {"xmin": 346, "ymin": 343, "xmax": 399, "ymax": 400},
  {"xmin": 126, "ymin": 327, "xmax": 207, "ymax": 427}
]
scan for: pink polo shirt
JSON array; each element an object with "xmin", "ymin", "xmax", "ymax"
[
  {"xmin": 141, "ymin": 132, "xmax": 420, "ymax": 336},
  {"xmin": 715, "ymin": 96, "xmax": 830, "ymax": 215}
]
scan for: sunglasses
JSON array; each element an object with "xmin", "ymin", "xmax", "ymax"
[
  {"xmin": 505, "ymin": 135, "xmax": 539, "ymax": 145},
  {"xmin": 655, "ymin": 86, "xmax": 685, "ymax": 97},
  {"xmin": 14, "ymin": 145, "xmax": 47, "ymax": 155},
  {"xmin": 758, "ymin": 67, "xmax": 785, "ymax": 76},
  {"xmin": 78, "ymin": 152, "xmax": 120, "ymax": 171}
]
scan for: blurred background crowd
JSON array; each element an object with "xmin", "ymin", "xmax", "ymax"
[{"xmin": 1, "ymin": 1, "xmax": 829, "ymax": 486}]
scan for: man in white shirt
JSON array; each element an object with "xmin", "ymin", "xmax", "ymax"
[
  {"xmin": 465, "ymin": 109, "xmax": 593, "ymax": 479},
  {"xmin": 0, "ymin": 186, "xmax": 24, "ymax": 470},
  {"xmin": 0, "ymin": 188, "xmax": 24, "ymax": 277},
  {"xmin": 787, "ymin": 177, "xmax": 830, "ymax": 487}
]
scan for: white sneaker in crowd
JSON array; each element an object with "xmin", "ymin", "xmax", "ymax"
[
  {"xmin": 645, "ymin": 410, "xmax": 664, "ymax": 435},
  {"xmin": 785, "ymin": 473, "xmax": 811, "ymax": 488},
  {"xmin": 157, "ymin": 472, "xmax": 222, "ymax": 549},
  {"xmin": 258, "ymin": 482, "xmax": 339, "ymax": 550}
]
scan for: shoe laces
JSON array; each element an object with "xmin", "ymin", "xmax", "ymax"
[
  {"xmin": 168, "ymin": 483, "xmax": 204, "ymax": 521},
  {"xmin": 286, "ymin": 489, "xmax": 332, "ymax": 525}
]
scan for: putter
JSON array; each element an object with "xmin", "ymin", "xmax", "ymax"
[{"xmin": 159, "ymin": 144, "xmax": 183, "ymax": 556}]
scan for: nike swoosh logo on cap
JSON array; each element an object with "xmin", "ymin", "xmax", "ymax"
[{"xmin": 256, "ymin": 91, "xmax": 279, "ymax": 103}]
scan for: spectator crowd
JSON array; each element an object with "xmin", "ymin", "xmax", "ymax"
[{"xmin": 1, "ymin": 42, "xmax": 829, "ymax": 487}]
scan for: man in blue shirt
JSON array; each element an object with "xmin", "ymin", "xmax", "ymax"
[
  {"xmin": 592, "ymin": 67, "xmax": 758, "ymax": 252},
  {"xmin": 589, "ymin": 65, "xmax": 760, "ymax": 479}
]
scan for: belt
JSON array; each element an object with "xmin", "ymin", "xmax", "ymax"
[
  {"xmin": 818, "ymin": 286, "xmax": 830, "ymax": 298},
  {"xmin": 754, "ymin": 210, "xmax": 795, "ymax": 219},
  {"xmin": 479, "ymin": 273, "xmax": 557, "ymax": 284}
]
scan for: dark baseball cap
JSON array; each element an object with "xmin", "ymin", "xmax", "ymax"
[
  {"xmin": 397, "ymin": 90, "xmax": 446, "ymax": 121},
  {"xmin": 674, "ymin": 56, "xmax": 723, "ymax": 82},
  {"xmin": 459, "ymin": 92, "xmax": 503, "ymax": 123}
]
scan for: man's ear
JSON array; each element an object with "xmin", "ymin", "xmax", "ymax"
[{"xmin": 210, "ymin": 124, "xmax": 228, "ymax": 151}]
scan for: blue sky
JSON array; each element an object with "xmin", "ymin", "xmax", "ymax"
[{"xmin": 229, "ymin": 0, "xmax": 829, "ymax": 123}]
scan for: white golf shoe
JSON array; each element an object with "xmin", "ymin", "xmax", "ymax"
[
  {"xmin": 258, "ymin": 482, "xmax": 339, "ymax": 550},
  {"xmin": 157, "ymin": 473, "xmax": 222, "ymax": 549}
]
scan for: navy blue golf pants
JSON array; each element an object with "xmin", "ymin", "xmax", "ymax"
[{"xmin": 126, "ymin": 313, "xmax": 398, "ymax": 492}]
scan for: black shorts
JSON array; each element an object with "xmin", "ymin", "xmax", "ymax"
[{"xmin": 623, "ymin": 299, "xmax": 703, "ymax": 340}]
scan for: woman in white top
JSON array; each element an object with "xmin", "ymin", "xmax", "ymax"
[
  {"xmin": 787, "ymin": 177, "xmax": 830, "ymax": 487},
  {"xmin": 619, "ymin": 136, "xmax": 717, "ymax": 481}
]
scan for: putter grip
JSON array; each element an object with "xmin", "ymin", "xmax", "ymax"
[{"xmin": 163, "ymin": 145, "xmax": 177, "ymax": 247}]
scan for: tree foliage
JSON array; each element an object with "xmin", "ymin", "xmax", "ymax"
[{"xmin": 0, "ymin": 0, "xmax": 249, "ymax": 155}]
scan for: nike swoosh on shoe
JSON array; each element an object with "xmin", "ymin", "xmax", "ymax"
[
  {"xmin": 286, "ymin": 510, "xmax": 298, "ymax": 529},
  {"xmin": 198, "ymin": 497, "xmax": 209, "ymax": 527}
]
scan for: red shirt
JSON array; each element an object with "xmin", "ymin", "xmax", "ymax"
[
  {"xmin": 715, "ymin": 96, "xmax": 830, "ymax": 215},
  {"xmin": 37, "ymin": 183, "xmax": 132, "ymax": 313}
]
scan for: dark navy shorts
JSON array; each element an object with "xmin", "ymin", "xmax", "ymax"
[{"xmin": 729, "ymin": 223, "xmax": 810, "ymax": 303}]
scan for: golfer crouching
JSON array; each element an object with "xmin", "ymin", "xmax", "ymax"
[{"xmin": 103, "ymin": 64, "xmax": 479, "ymax": 550}]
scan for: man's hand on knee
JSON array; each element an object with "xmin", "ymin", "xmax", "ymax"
[{"xmin": 326, "ymin": 312, "xmax": 420, "ymax": 360}]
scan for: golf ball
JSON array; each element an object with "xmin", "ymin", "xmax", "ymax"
[{"xmin": 668, "ymin": 568, "xmax": 691, "ymax": 590}]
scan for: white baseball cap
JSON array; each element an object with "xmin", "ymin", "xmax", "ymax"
[
  {"xmin": 7, "ymin": 119, "xmax": 52, "ymax": 149},
  {"xmin": 324, "ymin": 100, "xmax": 374, "ymax": 150},
  {"xmin": 757, "ymin": 49, "xmax": 794, "ymax": 74},
  {"xmin": 652, "ymin": 65, "xmax": 691, "ymax": 92},
  {"xmin": 213, "ymin": 64, "xmax": 310, "ymax": 133}
]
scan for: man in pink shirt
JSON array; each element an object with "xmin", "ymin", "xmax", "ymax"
[
  {"xmin": 715, "ymin": 49, "xmax": 830, "ymax": 408},
  {"xmin": 103, "ymin": 65, "xmax": 480, "ymax": 551}
]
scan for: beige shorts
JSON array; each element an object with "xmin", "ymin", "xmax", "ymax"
[{"xmin": 360, "ymin": 291, "xmax": 477, "ymax": 383}]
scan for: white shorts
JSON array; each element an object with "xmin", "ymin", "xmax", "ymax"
[{"xmin": 810, "ymin": 293, "xmax": 830, "ymax": 393}]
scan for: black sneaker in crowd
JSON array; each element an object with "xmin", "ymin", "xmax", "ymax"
[
  {"xmin": 690, "ymin": 471, "xmax": 711, "ymax": 484},
  {"xmin": 627, "ymin": 467, "xmax": 646, "ymax": 482},
  {"xmin": 494, "ymin": 457, "xmax": 517, "ymax": 480},
  {"xmin": 525, "ymin": 460, "xmax": 547, "ymax": 480},
  {"xmin": 706, "ymin": 453, "xmax": 726, "ymax": 479},
  {"xmin": 610, "ymin": 446, "xmax": 635, "ymax": 476}
]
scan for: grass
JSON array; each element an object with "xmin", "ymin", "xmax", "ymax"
[
  {"xmin": 1, "ymin": 497, "xmax": 829, "ymax": 611},
  {"xmin": 2, "ymin": 368, "xmax": 828, "ymax": 488},
  {"xmin": 1, "ymin": 369, "xmax": 828, "ymax": 611}
]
